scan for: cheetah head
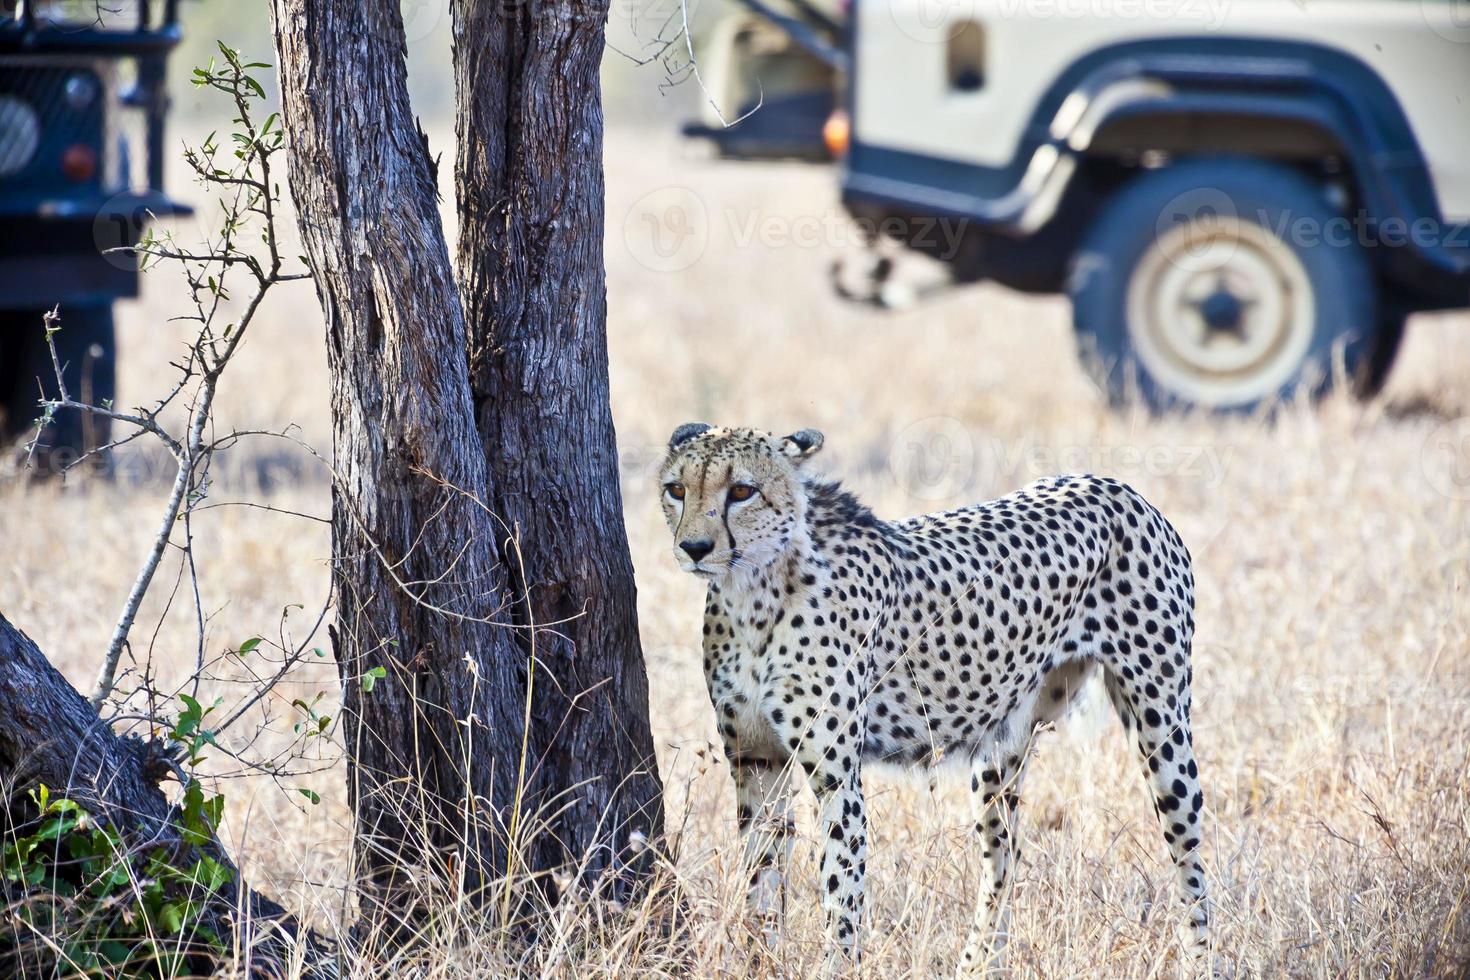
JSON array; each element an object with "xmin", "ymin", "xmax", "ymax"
[{"xmin": 658, "ymin": 423, "xmax": 824, "ymax": 579}]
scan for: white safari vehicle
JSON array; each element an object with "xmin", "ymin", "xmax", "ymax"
[{"xmin": 687, "ymin": 0, "xmax": 1470, "ymax": 409}]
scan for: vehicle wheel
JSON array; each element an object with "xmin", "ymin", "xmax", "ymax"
[
  {"xmin": 1352, "ymin": 309, "xmax": 1406, "ymax": 397},
  {"xmin": 1069, "ymin": 157, "xmax": 1380, "ymax": 411},
  {"xmin": 1, "ymin": 306, "xmax": 116, "ymax": 472}
]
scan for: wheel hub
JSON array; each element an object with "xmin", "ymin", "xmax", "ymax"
[
  {"xmin": 1193, "ymin": 284, "xmax": 1250, "ymax": 337},
  {"xmin": 1125, "ymin": 217, "xmax": 1316, "ymax": 407}
]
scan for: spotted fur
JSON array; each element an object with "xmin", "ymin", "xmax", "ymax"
[{"xmin": 659, "ymin": 425, "xmax": 1209, "ymax": 974}]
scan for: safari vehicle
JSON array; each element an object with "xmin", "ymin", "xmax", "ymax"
[
  {"xmin": 682, "ymin": 0, "xmax": 845, "ymax": 162},
  {"xmin": 687, "ymin": 0, "xmax": 1470, "ymax": 409},
  {"xmin": 0, "ymin": 0, "xmax": 189, "ymax": 462}
]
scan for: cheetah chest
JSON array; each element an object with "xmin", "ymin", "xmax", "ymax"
[{"xmin": 704, "ymin": 641, "xmax": 788, "ymax": 763}]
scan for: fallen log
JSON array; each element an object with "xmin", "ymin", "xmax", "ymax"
[{"xmin": 0, "ymin": 611, "xmax": 334, "ymax": 976}]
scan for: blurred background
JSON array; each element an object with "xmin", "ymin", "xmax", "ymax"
[{"xmin": 1, "ymin": 0, "xmax": 1467, "ymax": 974}]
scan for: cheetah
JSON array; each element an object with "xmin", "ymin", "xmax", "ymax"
[{"xmin": 658, "ymin": 423, "xmax": 1210, "ymax": 974}]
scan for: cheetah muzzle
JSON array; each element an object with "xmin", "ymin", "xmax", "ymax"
[{"xmin": 659, "ymin": 423, "xmax": 1210, "ymax": 975}]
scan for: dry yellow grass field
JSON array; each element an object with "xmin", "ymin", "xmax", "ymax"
[{"xmin": 2, "ymin": 123, "xmax": 1468, "ymax": 977}]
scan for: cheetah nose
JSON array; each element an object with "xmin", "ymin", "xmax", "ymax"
[{"xmin": 680, "ymin": 539, "xmax": 715, "ymax": 563}]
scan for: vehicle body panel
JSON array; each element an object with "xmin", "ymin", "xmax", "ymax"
[{"xmin": 853, "ymin": 0, "xmax": 1470, "ymax": 220}]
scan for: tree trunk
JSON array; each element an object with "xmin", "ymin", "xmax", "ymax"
[
  {"xmin": 270, "ymin": 0, "xmax": 527, "ymax": 910},
  {"xmin": 0, "ymin": 612, "xmax": 326, "ymax": 974},
  {"xmin": 271, "ymin": 0, "xmax": 663, "ymax": 921},
  {"xmin": 453, "ymin": 0, "xmax": 664, "ymax": 888}
]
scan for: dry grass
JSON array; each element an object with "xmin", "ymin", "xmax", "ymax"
[{"xmin": 2, "ymin": 126, "xmax": 1469, "ymax": 977}]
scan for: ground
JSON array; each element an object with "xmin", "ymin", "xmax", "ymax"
[{"xmin": 1, "ymin": 127, "xmax": 1468, "ymax": 977}]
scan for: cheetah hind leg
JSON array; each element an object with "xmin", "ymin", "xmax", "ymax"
[
  {"xmin": 1102, "ymin": 669, "xmax": 1211, "ymax": 965},
  {"xmin": 955, "ymin": 661, "xmax": 1095, "ymax": 978},
  {"xmin": 956, "ymin": 748, "xmax": 1028, "ymax": 977}
]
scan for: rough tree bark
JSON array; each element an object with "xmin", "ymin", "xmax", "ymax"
[
  {"xmin": 270, "ymin": 0, "xmax": 526, "ymax": 909},
  {"xmin": 270, "ymin": 0, "xmax": 663, "ymax": 920},
  {"xmin": 0, "ymin": 612, "xmax": 324, "ymax": 973},
  {"xmin": 454, "ymin": 0, "xmax": 664, "ymax": 885}
]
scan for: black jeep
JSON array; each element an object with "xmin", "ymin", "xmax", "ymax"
[{"xmin": 0, "ymin": 0, "xmax": 188, "ymax": 466}]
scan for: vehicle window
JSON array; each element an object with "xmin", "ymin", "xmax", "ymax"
[{"xmin": 947, "ymin": 20, "xmax": 986, "ymax": 93}]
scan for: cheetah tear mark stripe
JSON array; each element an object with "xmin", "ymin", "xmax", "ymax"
[{"xmin": 721, "ymin": 461, "xmax": 743, "ymax": 567}]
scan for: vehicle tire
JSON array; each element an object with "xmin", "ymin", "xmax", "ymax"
[
  {"xmin": 1352, "ymin": 309, "xmax": 1406, "ymax": 397},
  {"xmin": 1068, "ymin": 157, "xmax": 1382, "ymax": 411},
  {"xmin": 1, "ymin": 305, "xmax": 116, "ymax": 472}
]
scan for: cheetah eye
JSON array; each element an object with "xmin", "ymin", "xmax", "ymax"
[
  {"xmin": 728, "ymin": 483, "xmax": 758, "ymax": 503},
  {"xmin": 664, "ymin": 482, "xmax": 686, "ymax": 501}
]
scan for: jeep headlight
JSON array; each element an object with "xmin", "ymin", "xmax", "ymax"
[{"xmin": 0, "ymin": 95, "xmax": 42, "ymax": 178}]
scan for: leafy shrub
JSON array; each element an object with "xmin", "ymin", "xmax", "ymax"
[{"xmin": 1, "ymin": 783, "xmax": 233, "ymax": 977}]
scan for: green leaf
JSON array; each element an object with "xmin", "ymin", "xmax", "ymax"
[
  {"xmin": 178, "ymin": 781, "xmax": 225, "ymax": 847},
  {"xmin": 156, "ymin": 900, "xmax": 185, "ymax": 934},
  {"xmin": 177, "ymin": 693, "xmax": 204, "ymax": 731},
  {"xmin": 297, "ymin": 788, "xmax": 321, "ymax": 805},
  {"xmin": 237, "ymin": 636, "xmax": 262, "ymax": 654},
  {"xmin": 47, "ymin": 797, "xmax": 79, "ymax": 814},
  {"xmin": 202, "ymin": 792, "xmax": 225, "ymax": 831},
  {"xmin": 35, "ymin": 814, "xmax": 80, "ymax": 842},
  {"xmin": 98, "ymin": 940, "xmax": 131, "ymax": 964},
  {"xmin": 193, "ymin": 856, "xmax": 233, "ymax": 893},
  {"xmin": 361, "ymin": 666, "xmax": 387, "ymax": 693}
]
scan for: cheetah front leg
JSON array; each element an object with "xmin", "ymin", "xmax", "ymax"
[
  {"xmin": 732, "ymin": 758, "xmax": 798, "ymax": 945},
  {"xmin": 761, "ymin": 676, "xmax": 869, "ymax": 973},
  {"xmin": 958, "ymin": 750, "xmax": 1028, "ymax": 977}
]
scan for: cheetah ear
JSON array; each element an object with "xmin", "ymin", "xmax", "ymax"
[
  {"xmin": 668, "ymin": 422, "xmax": 711, "ymax": 449},
  {"xmin": 779, "ymin": 428, "xmax": 824, "ymax": 462}
]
